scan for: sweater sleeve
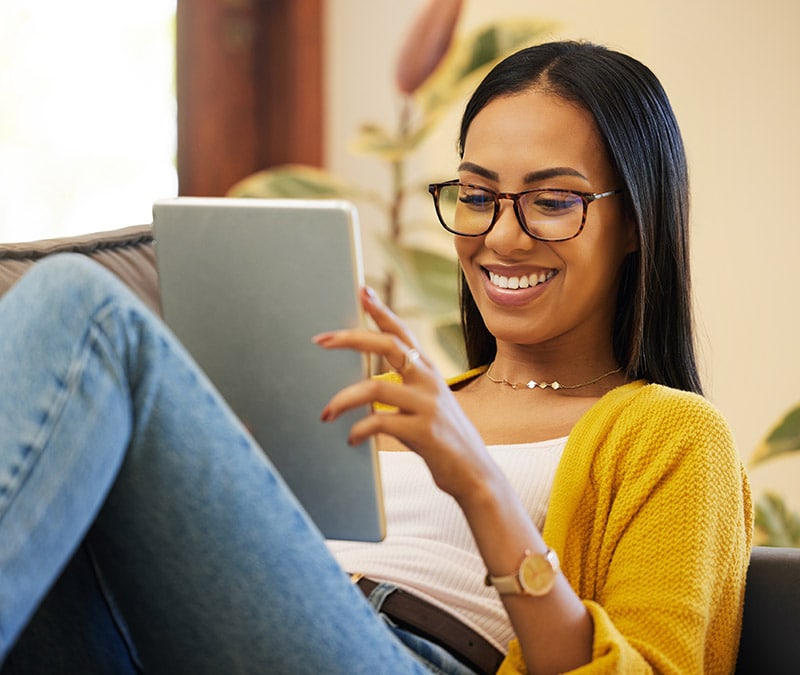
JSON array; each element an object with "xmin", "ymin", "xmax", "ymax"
[{"xmin": 499, "ymin": 385, "xmax": 752, "ymax": 674}]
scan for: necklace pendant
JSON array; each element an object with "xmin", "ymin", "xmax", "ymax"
[{"xmin": 537, "ymin": 380, "xmax": 561, "ymax": 390}]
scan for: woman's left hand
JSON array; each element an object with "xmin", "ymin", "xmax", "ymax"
[{"xmin": 313, "ymin": 287, "xmax": 492, "ymax": 503}]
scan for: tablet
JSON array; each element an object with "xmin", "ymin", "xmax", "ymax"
[{"xmin": 153, "ymin": 197, "xmax": 385, "ymax": 541}]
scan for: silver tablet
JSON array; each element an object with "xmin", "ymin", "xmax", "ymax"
[{"xmin": 153, "ymin": 197, "xmax": 385, "ymax": 541}]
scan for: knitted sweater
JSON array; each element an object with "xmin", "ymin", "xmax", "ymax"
[{"xmin": 497, "ymin": 380, "xmax": 753, "ymax": 674}]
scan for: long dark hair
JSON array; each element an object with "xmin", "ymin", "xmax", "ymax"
[{"xmin": 457, "ymin": 41, "xmax": 702, "ymax": 394}]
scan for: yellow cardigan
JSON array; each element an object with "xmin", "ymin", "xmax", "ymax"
[{"xmin": 492, "ymin": 380, "xmax": 753, "ymax": 674}]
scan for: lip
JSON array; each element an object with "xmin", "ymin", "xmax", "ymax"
[{"xmin": 479, "ymin": 264, "xmax": 558, "ymax": 306}]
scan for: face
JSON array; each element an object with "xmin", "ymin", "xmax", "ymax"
[{"xmin": 455, "ymin": 88, "xmax": 637, "ymax": 356}]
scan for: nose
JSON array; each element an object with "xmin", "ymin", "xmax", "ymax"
[{"xmin": 484, "ymin": 198, "xmax": 537, "ymax": 254}]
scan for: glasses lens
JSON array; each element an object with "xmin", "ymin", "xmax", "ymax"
[
  {"xmin": 519, "ymin": 190, "xmax": 584, "ymax": 240},
  {"xmin": 436, "ymin": 184, "xmax": 495, "ymax": 235}
]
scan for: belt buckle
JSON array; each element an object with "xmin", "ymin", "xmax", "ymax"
[{"xmin": 350, "ymin": 572, "xmax": 365, "ymax": 584}]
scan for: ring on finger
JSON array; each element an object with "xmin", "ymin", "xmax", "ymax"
[{"xmin": 401, "ymin": 348, "xmax": 421, "ymax": 375}]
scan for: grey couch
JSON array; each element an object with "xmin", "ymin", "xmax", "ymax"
[{"xmin": 1, "ymin": 226, "xmax": 798, "ymax": 672}]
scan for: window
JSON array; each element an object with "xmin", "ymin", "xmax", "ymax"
[
  {"xmin": 0, "ymin": 0, "xmax": 178, "ymax": 242},
  {"xmin": 0, "ymin": 0, "xmax": 322, "ymax": 243}
]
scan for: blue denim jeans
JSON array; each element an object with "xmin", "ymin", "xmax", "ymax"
[{"xmin": 0, "ymin": 256, "xmax": 478, "ymax": 674}]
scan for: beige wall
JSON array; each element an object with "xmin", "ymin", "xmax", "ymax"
[{"xmin": 326, "ymin": 0, "xmax": 800, "ymax": 507}]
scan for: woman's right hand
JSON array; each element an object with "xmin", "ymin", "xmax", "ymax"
[{"xmin": 313, "ymin": 287, "xmax": 497, "ymax": 504}]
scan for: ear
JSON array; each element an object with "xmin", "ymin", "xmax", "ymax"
[{"xmin": 623, "ymin": 217, "xmax": 639, "ymax": 255}]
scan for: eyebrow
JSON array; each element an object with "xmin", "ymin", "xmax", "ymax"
[{"xmin": 457, "ymin": 161, "xmax": 588, "ymax": 184}]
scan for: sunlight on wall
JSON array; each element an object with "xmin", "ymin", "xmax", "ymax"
[{"xmin": 0, "ymin": 1, "xmax": 177, "ymax": 243}]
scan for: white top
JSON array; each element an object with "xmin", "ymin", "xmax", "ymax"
[{"xmin": 327, "ymin": 437, "xmax": 568, "ymax": 651}]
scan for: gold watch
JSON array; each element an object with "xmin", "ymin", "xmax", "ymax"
[{"xmin": 485, "ymin": 548, "xmax": 560, "ymax": 596}]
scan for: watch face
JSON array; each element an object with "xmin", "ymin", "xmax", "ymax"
[{"xmin": 519, "ymin": 553, "xmax": 556, "ymax": 595}]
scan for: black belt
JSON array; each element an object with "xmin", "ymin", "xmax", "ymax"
[{"xmin": 353, "ymin": 575, "xmax": 505, "ymax": 674}]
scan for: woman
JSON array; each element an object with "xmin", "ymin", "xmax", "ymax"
[{"xmin": 1, "ymin": 42, "xmax": 750, "ymax": 674}]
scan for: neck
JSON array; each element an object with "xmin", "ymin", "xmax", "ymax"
[{"xmin": 494, "ymin": 341, "xmax": 617, "ymax": 373}]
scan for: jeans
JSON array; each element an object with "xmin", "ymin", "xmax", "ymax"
[{"xmin": 0, "ymin": 255, "xmax": 479, "ymax": 674}]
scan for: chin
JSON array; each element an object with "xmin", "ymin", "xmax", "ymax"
[{"xmin": 480, "ymin": 316, "xmax": 540, "ymax": 346}]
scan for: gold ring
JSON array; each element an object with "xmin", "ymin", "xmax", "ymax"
[{"xmin": 401, "ymin": 348, "xmax": 421, "ymax": 375}]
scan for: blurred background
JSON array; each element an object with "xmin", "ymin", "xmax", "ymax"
[{"xmin": 1, "ymin": 0, "xmax": 798, "ymax": 534}]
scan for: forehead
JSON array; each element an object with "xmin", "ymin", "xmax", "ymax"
[{"xmin": 461, "ymin": 89, "xmax": 612, "ymax": 185}]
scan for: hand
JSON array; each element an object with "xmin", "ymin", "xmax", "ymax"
[
  {"xmin": 315, "ymin": 290, "xmax": 599, "ymax": 673},
  {"xmin": 313, "ymin": 287, "xmax": 493, "ymax": 503}
]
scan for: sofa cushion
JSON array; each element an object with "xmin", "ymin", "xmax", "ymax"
[
  {"xmin": 735, "ymin": 545, "xmax": 800, "ymax": 673},
  {"xmin": 0, "ymin": 225, "xmax": 160, "ymax": 314}
]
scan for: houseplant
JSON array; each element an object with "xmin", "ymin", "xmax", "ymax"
[
  {"xmin": 751, "ymin": 404, "xmax": 800, "ymax": 546},
  {"xmin": 228, "ymin": 1, "xmax": 554, "ymax": 367}
]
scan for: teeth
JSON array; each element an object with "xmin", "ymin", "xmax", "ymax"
[{"xmin": 489, "ymin": 270, "xmax": 554, "ymax": 290}]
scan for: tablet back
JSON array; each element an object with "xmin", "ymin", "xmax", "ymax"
[{"xmin": 153, "ymin": 197, "xmax": 385, "ymax": 541}]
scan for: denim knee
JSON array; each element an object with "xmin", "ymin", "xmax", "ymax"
[{"xmin": 16, "ymin": 254, "xmax": 134, "ymax": 314}]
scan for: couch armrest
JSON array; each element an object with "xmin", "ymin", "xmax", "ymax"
[
  {"xmin": 736, "ymin": 545, "xmax": 800, "ymax": 674},
  {"xmin": 0, "ymin": 225, "xmax": 160, "ymax": 314}
]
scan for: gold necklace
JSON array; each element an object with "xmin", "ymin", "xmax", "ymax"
[{"xmin": 485, "ymin": 362, "xmax": 623, "ymax": 391}]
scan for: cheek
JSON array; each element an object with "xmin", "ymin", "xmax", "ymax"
[
  {"xmin": 453, "ymin": 237, "xmax": 486, "ymax": 298},
  {"xmin": 453, "ymin": 236, "xmax": 482, "ymax": 268}
]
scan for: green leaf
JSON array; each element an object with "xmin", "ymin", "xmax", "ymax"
[
  {"xmin": 383, "ymin": 241, "xmax": 460, "ymax": 315},
  {"xmin": 415, "ymin": 18, "xmax": 557, "ymax": 118},
  {"xmin": 227, "ymin": 164, "xmax": 367, "ymax": 201},
  {"xmin": 752, "ymin": 404, "xmax": 800, "ymax": 465},
  {"xmin": 754, "ymin": 493, "xmax": 800, "ymax": 547},
  {"xmin": 349, "ymin": 19, "xmax": 557, "ymax": 159},
  {"xmin": 348, "ymin": 122, "xmax": 434, "ymax": 161}
]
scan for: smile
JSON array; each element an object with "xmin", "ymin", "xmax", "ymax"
[{"xmin": 487, "ymin": 269, "xmax": 556, "ymax": 290}]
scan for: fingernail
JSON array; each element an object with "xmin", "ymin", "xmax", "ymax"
[
  {"xmin": 362, "ymin": 286, "xmax": 379, "ymax": 304},
  {"xmin": 320, "ymin": 406, "xmax": 332, "ymax": 422},
  {"xmin": 312, "ymin": 332, "xmax": 334, "ymax": 345}
]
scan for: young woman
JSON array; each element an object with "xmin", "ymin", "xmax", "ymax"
[{"xmin": 1, "ymin": 42, "xmax": 750, "ymax": 675}]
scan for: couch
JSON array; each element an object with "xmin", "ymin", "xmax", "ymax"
[
  {"xmin": 1, "ymin": 226, "xmax": 798, "ymax": 673},
  {"xmin": 0, "ymin": 224, "xmax": 160, "ymax": 312},
  {"xmin": 735, "ymin": 545, "xmax": 800, "ymax": 674}
]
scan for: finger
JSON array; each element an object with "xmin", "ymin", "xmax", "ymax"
[
  {"xmin": 346, "ymin": 411, "xmax": 419, "ymax": 448},
  {"xmin": 346, "ymin": 408, "xmax": 443, "ymax": 452},
  {"xmin": 314, "ymin": 328, "xmax": 427, "ymax": 376},
  {"xmin": 320, "ymin": 378, "xmax": 422, "ymax": 423},
  {"xmin": 360, "ymin": 287, "xmax": 423, "ymax": 352}
]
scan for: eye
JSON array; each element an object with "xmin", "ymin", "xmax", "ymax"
[
  {"xmin": 530, "ymin": 191, "xmax": 583, "ymax": 215},
  {"xmin": 458, "ymin": 186, "xmax": 495, "ymax": 212}
]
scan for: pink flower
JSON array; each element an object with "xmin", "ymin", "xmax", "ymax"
[{"xmin": 395, "ymin": 0, "xmax": 464, "ymax": 95}]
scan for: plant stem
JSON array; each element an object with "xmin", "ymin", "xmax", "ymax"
[{"xmin": 384, "ymin": 97, "xmax": 413, "ymax": 311}]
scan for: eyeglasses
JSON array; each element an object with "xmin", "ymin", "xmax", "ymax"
[{"xmin": 428, "ymin": 180, "xmax": 623, "ymax": 242}]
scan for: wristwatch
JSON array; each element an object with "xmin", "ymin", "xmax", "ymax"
[{"xmin": 485, "ymin": 548, "xmax": 560, "ymax": 596}]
